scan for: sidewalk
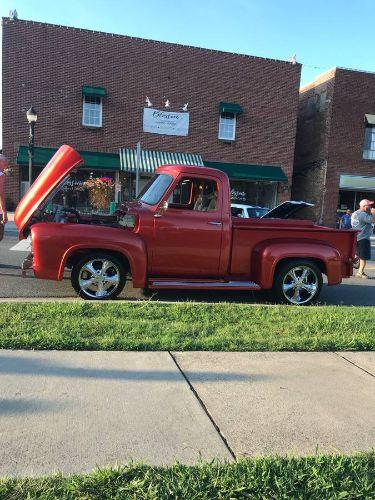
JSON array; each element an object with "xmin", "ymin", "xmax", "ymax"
[{"xmin": 0, "ymin": 350, "xmax": 374, "ymax": 476}]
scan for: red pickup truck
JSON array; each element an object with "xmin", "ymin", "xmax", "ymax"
[{"xmin": 15, "ymin": 145, "xmax": 356, "ymax": 304}]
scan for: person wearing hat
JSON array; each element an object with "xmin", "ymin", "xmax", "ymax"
[
  {"xmin": 351, "ymin": 199, "xmax": 375, "ymax": 278},
  {"xmin": 0, "ymin": 152, "xmax": 8, "ymax": 229}
]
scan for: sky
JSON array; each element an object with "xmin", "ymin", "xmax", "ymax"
[{"xmin": 1, "ymin": 0, "xmax": 375, "ymax": 86}]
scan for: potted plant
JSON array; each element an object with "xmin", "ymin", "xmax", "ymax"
[{"xmin": 84, "ymin": 176, "xmax": 114, "ymax": 212}]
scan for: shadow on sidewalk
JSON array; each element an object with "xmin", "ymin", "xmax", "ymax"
[
  {"xmin": 0, "ymin": 397, "xmax": 66, "ymax": 415},
  {"xmin": 0, "ymin": 355, "xmax": 269, "ymax": 383}
]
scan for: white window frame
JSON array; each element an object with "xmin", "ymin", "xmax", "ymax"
[
  {"xmin": 363, "ymin": 125, "xmax": 375, "ymax": 160},
  {"xmin": 82, "ymin": 95, "xmax": 103, "ymax": 128},
  {"xmin": 218, "ymin": 112, "xmax": 236, "ymax": 141}
]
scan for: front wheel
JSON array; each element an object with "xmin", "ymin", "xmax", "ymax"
[
  {"xmin": 71, "ymin": 253, "xmax": 126, "ymax": 300},
  {"xmin": 272, "ymin": 260, "xmax": 323, "ymax": 305}
]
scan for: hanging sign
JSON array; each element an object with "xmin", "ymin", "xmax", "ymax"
[{"xmin": 143, "ymin": 108, "xmax": 189, "ymax": 136}]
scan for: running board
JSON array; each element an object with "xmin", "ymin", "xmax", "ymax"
[{"xmin": 148, "ymin": 279, "xmax": 261, "ymax": 290}]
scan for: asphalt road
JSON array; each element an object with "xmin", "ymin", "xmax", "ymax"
[{"xmin": 1, "ymin": 229, "xmax": 375, "ymax": 304}]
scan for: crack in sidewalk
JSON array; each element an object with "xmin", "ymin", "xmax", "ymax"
[
  {"xmin": 334, "ymin": 352, "xmax": 375, "ymax": 378},
  {"xmin": 168, "ymin": 351, "xmax": 236, "ymax": 460}
]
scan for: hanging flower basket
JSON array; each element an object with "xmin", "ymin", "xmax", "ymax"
[{"xmin": 84, "ymin": 176, "xmax": 115, "ymax": 211}]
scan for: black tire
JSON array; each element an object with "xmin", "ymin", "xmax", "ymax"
[
  {"xmin": 71, "ymin": 252, "xmax": 126, "ymax": 300},
  {"xmin": 272, "ymin": 259, "xmax": 322, "ymax": 305}
]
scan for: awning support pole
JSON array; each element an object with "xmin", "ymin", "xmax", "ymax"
[{"xmin": 135, "ymin": 142, "xmax": 141, "ymax": 197}]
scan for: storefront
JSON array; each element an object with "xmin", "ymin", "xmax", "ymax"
[
  {"xmin": 203, "ymin": 161, "xmax": 288, "ymax": 208},
  {"xmin": 119, "ymin": 149, "xmax": 287, "ymax": 209},
  {"xmin": 338, "ymin": 174, "xmax": 375, "ymax": 213},
  {"xmin": 16, "ymin": 146, "xmax": 121, "ymax": 211}
]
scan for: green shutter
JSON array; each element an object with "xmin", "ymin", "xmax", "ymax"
[
  {"xmin": 219, "ymin": 102, "xmax": 243, "ymax": 115},
  {"xmin": 82, "ymin": 85, "xmax": 107, "ymax": 98}
]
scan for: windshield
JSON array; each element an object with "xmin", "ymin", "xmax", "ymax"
[{"xmin": 138, "ymin": 174, "xmax": 173, "ymax": 205}]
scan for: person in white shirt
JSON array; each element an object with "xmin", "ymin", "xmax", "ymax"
[
  {"xmin": 0, "ymin": 152, "xmax": 8, "ymax": 227},
  {"xmin": 351, "ymin": 199, "xmax": 375, "ymax": 278}
]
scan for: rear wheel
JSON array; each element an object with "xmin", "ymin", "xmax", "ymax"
[
  {"xmin": 71, "ymin": 253, "xmax": 126, "ymax": 300},
  {"xmin": 272, "ymin": 260, "xmax": 322, "ymax": 305}
]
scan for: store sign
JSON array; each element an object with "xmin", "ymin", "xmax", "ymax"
[{"xmin": 143, "ymin": 108, "xmax": 189, "ymax": 136}]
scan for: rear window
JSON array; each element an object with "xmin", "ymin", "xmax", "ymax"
[{"xmin": 247, "ymin": 207, "xmax": 269, "ymax": 218}]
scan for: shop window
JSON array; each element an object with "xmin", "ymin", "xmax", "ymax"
[
  {"xmin": 168, "ymin": 177, "xmax": 218, "ymax": 211},
  {"xmin": 363, "ymin": 125, "xmax": 375, "ymax": 160},
  {"xmin": 82, "ymin": 95, "xmax": 102, "ymax": 127},
  {"xmin": 218, "ymin": 112, "xmax": 236, "ymax": 141}
]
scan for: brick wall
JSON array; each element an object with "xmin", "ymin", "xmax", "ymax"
[
  {"xmin": 2, "ymin": 17, "xmax": 301, "ymax": 207},
  {"xmin": 293, "ymin": 67, "xmax": 375, "ymax": 227}
]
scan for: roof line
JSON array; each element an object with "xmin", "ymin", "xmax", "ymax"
[{"xmin": 1, "ymin": 17, "xmax": 300, "ymax": 67}]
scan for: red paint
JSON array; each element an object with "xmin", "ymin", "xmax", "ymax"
[
  {"xmin": 14, "ymin": 145, "xmax": 83, "ymax": 236},
  {"xmin": 14, "ymin": 145, "xmax": 356, "ymax": 295}
]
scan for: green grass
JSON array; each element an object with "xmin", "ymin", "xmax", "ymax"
[
  {"xmin": 0, "ymin": 454, "xmax": 374, "ymax": 499},
  {"xmin": 0, "ymin": 302, "xmax": 374, "ymax": 351}
]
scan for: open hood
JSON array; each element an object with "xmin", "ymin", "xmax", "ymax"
[
  {"xmin": 14, "ymin": 145, "xmax": 83, "ymax": 236},
  {"xmin": 261, "ymin": 201, "xmax": 314, "ymax": 219}
]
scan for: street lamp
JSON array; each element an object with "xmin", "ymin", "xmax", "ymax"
[{"xmin": 26, "ymin": 106, "xmax": 37, "ymax": 187}]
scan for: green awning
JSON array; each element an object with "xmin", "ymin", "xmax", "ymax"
[
  {"xmin": 204, "ymin": 161, "xmax": 287, "ymax": 182},
  {"xmin": 119, "ymin": 148, "xmax": 204, "ymax": 173},
  {"xmin": 82, "ymin": 85, "xmax": 106, "ymax": 98},
  {"xmin": 219, "ymin": 102, "xmax": 243, "ymax": 115},
  {"xmin": 365, "ymin": 114, "xmax": 375, "ymax": 125},
  {"xmin": 17, "ymin": 146, "xmax": 120, "ymax": 170}
]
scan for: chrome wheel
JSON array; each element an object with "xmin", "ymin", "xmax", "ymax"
[
  {"xmin": 282, "ymin": 266, "xmax": 319, "ymax": 305},
  {"xmin": 78, "ymin": 258, "xmax": 120, "ymax": 299}
]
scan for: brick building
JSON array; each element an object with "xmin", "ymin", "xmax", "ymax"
[
  {"xmin": 1, "ymin": 16, "xmax": 301, "ymax": 210},
  {"xmin": 293, "ymin": 67, "xmax": 375, "ymax": 227}
]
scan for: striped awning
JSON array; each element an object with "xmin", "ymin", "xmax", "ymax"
[{"xmin": 119, "ymin": 148, "xmax": 204, "ymax": 173}]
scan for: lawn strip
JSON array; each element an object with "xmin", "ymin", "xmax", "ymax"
[
  {"xmin": 0, "ymin": 454, "xmax": 373, "ymax": 499},
  {"xmin": 0, "ymin": 302, "xmax": 374, "ymax": 351}
]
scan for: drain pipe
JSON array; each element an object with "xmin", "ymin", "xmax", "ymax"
[{"xmin": 318, "ymin": 160, "xmax": 328, "ymax": 225}]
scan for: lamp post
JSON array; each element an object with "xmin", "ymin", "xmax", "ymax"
[{"xmin": 26, "ymin": 106, "xmax": 37, "ymax": 187}]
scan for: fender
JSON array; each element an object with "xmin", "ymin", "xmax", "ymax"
[
  {"xmin": 252, "ymin": 239, "xmax": 342, "ymax": 288},
  {"xmin": 30, "ymin": 223, "xmax": 148, "ymax": 287}
]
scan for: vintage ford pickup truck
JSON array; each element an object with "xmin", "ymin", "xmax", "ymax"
[{"xmin": 14, "ymin": 145, "xmax": 356, "ymax": 304}]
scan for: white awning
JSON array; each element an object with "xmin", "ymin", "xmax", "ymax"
[
  {"xmin": 119, "ymin": 148, "xmax": 204, "ymax": 173},
  {"xmin": 339, "ymin": 174, "xmax": 375, "ymax": 191}
]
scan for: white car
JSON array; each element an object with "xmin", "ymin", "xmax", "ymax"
[{"xmin": 231, "ymin": 204, "xmax": 270, "ymax": 218}]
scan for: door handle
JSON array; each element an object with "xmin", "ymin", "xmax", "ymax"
[{"xmin": 207, "ymin": 221, "xmax": 222, "ymax": 226}]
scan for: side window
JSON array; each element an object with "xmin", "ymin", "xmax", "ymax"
[
  {"xmin": 231, "ymin": 207, "xmax": 244, "ymax": 218},
  {"xmin": 168, "ymin": 178, "xmax": 194, "ymax": 206},
  {"xmin": 168, "ymin": 178, "xmax": 218, "ymax": 212}
]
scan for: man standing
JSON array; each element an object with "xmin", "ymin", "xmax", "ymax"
[
  {"xmin": 0, "ymin": 152, "xmax": 8, "ymax": 232},
  {"xmin": 351, "ymin": 199, "xmax": 375, "ymax": 279},
  {"xmin": 339, "ymin": 209, "xmax": 352, "ymax": 229}
]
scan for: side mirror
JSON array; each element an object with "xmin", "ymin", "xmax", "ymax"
[{"xmin": 154, "ymin": 200, "xmax": 168, "ymax": 218}]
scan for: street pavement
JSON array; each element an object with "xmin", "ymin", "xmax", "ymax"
[
  {"xmin": 1, "ymin": 224, "xmax": 375, "ymax": 304},
  {"xmin": 0, "ymin": 350, "xmax": 373, "ymax": 476}
]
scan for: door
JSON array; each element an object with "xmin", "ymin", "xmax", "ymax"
[{"xmin": 151, "ymin": 175, "xmax": 223, "ymax": 277}]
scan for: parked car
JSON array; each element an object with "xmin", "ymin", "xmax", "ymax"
[
  {"xmin": 14, "ymin": 145, "xmax": 356, "ymax": 304},
  {"xmin": 231, "ymin": 204, "xmax": 270, "ymax": 218}
]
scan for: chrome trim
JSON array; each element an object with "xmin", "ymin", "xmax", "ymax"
[
  {"xmin": 151, "ymin": 280, "xmax": 259, "ymax": 288},
  {"xmin": 207, "ymin": 221, "xmax": 222, "ymax": 226}
]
